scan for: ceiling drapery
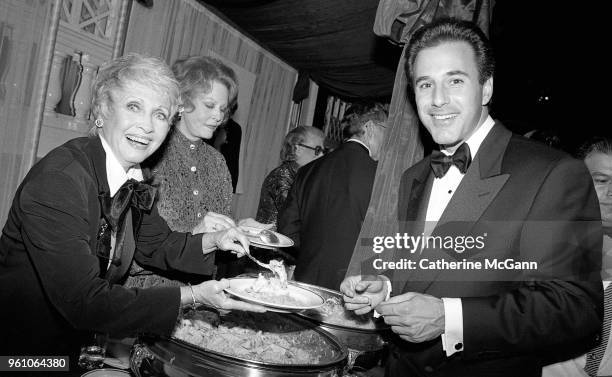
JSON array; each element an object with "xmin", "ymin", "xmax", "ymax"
[
  {"xmin": 124, "ymin": 0, "xmax": 298, "ymax": 219},
  {"xmin": 201, "ymin": 0, "xmax": 401, "ymax": 100}
]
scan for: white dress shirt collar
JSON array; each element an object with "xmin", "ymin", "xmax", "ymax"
[
  {"xmin": 99, "ymin": 135, "xmax": 144, "ymax": 197},
  {"xmin": 346, "ymin": 138, "xmax": 371, "ymax": 157},
  {"xmin": 441, "ymin": 115, "xmax": 495, "ymax": 159}
]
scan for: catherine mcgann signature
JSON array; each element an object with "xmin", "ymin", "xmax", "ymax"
[{"xmin": 373, "ymin": 258, "xmax": 538, "ymax": 271}]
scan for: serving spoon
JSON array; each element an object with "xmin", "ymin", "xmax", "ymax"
[{"xmin": 244, "ymin": 251, "xmax": 274, "ymax": 272}]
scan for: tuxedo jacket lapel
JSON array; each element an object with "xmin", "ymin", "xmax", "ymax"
[
  {"xmin": 402, "ymin": 161, "xmax": 433, "ymax": 233},
  {"xmin": 393, "ymin": 161, "xmax": 432, "ymax": 292},
  {"xmin": 87, "ymin": 136, "xmax": 138, "ymax": 283},
  {"xmin": 437, "ymin": 124, "xmax": 511, "ymax": 229},
  {"xmin": 105, "ymin": 209, "xmax": 136, "ymax": 283},
  {"xmin": 401, "ymin": 123, "xmax": 513, "ymax": 294}
]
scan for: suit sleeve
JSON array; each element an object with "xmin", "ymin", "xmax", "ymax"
[
  {"xmin": 19, "ymin": 171, "xmax": 180, "ymax": 337},
  {"xmin": 461, "ymin": 157, "xmax": 603, "ymax": 360},
  {"xmin": 134, "ymin": 202, "xmax": 215, "ymax": 275}
]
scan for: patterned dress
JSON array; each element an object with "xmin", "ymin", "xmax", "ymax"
[
  {"xmin": 247, "ymin": 160, "xmax": 300, "ymax": 273},
  {"xmin": 255, "ymin": 161, "xmax": 300, "ymax": 228},
  {"xmin": 124, "ymin": 128, "xmax": 233, "ymax": 288}
]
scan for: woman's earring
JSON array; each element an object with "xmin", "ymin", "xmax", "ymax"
[
  {"xmin": 173, "ymin": 105, "xmax": 185, "ymax": 123},
  {"xmin": 94, "ymin": 118, "xmax": 104, "ymax": 128}
]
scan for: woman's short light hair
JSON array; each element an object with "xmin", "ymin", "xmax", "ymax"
[
  {"xmin": 89, "ymin": 53, "xmax": 180, "ymax": 134},
  {"xmin": 171, "ymin": 56, "xmax": 238, "ymax": 123}
]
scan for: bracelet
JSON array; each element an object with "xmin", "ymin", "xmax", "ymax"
[{"xmin": 187, "ymin": 283, "xmax": 197, "ymax": 310}]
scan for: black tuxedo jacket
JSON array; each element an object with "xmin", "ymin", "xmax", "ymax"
[
  {"xmin": 0, "ymin": 137, "xmax": 214, "ymax": 366},
  {"xmin": 386, "ymin": 123, "xmax": 603, "ymax": 377},
  {"xmin": 278, "ymin": 141, "xmax": 377, "ymax": 289}
]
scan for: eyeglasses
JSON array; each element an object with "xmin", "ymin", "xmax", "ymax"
[
  {"xmin": 297, "ymin": 143, "xmax": 327, "ymax": 156},
  {"xmin": 368, "ymin": 121, "xmax": 387, "ymax": 129}
]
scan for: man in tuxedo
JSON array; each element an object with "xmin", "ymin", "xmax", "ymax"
[
  {"xmin": 543, "ymin": 137, "xmax": 612, "ymax": 377},
  {"xmin": 341, "ymin": 19, "xmax": 603, "ymax": 377},
  {"xmin": 278, "ymin": 103, "xmax": 387, "ymax": 289}
]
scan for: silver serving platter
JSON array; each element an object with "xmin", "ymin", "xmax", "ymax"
[
  {"xmin": 291, "ymin": 281, "xmax": 390, "ymax": 369},
  {"xmin": 131, "ymin": 310, "xmax": 348, "ymax": 377}
]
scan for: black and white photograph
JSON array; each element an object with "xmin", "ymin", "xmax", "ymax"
[{"xmin": 0, "ymin": 1, "xmax": 607, "ymax": 376}]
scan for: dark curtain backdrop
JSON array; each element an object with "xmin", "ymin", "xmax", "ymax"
[{"xmin": 201, "ymin": 0, "xmax": 401, "ymax": 99}]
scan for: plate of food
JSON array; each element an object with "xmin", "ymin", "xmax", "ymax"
[
  {"xmin": 225, "ymin": 275, "xmax": 324, "ymax": 311},
  {"xmin": 239, "ymin": 226, "xmax": 294, "ymax": 249}
]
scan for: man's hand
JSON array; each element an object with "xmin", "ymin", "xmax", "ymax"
[
  {"xmin": 190, "ymin": 279, "xmax": 266, "ymax": 314},
  {"xmin": 375, "ymin": 292, "xmax": 445, "ymax": 343},
  {"xmin": 340, "ymin": 275, "xmax": 389, "ymax": 315},
  {"xmin": 201, "ymin": 227, "xmax": 250, "ymax": 256},
  {"xmin": 192, "ymin": 212, "xmax": 236, "ymax": 234}
]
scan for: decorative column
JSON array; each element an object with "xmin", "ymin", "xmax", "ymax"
[
  {"xmin": 44, "ymin": 53, "xmax": 64, "ymax": 113},
  {"xmin": 54, "ymin": 51, "xmax": 83, "ymax": 117},
  {"xmin": 73, "ymin": 53, "xmax": 95, "ymax": 125},
  {"xmin": 0, "ymin": 23, "xmax": 13, "ymax": 102}
]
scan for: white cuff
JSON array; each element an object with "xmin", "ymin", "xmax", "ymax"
[
  {"xmin": 441, "ymin": 297, "xmax": 464, "ymax": 356},
  {"xmin": 373, "ymin": 277, "xmax": 392, "ymax": 318}
]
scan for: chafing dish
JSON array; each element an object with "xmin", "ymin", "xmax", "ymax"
[{"xmin": 131, "ymin": 309, "xmax": 348, "ymax": 377}]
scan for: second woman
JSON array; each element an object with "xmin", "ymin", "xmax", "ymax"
[{"xmin": 126, "ymin": 56, "xmax": 240, "ymax": 288}]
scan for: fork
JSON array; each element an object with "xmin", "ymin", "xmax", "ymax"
[{"xmin": 244, "ymin": 251, "xmax": 274, "ymax": 273}]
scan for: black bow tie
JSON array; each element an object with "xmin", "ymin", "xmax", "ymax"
[
  {"xmin": 430, "ymin": 142, "xmax": 472, "ymax": 178},
  {"xmin": 99, "ymin": 178, "xmax": 157, "ymax": 230}
]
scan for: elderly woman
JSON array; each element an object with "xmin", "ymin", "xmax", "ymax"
[
  {"xmin": 255, "ymin": 126, "xmax": 326, "ymax": 227},
  {"xmin": 0, "ymin": 53, "xmax": 262, "ymax": 372},
  {"xmin": 125, "ymin": 56, "xmax": 253, "ymax": 287}
]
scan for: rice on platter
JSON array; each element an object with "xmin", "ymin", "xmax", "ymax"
[{"xmin": 172, "ymin": 310, "xmax": 340, "ymax": 364}]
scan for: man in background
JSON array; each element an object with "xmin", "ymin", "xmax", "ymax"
[
  {"xmin": 278, "ymin": 102, "xmax": 388, "ymax": 289},
  {"xmin": 543, "ymin": 136, "xmax": 612, "ymax": 377}
]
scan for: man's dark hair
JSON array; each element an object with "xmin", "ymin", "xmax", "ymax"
[
  {"xmin": 405, "ymin": 18, "xmax": 495, "ymax": 85},
  {"xmin": 576, "ymin": 136, "xmax": 612, "ymax": 160}
]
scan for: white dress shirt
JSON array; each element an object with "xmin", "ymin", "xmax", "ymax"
[
  {"xmin": 425, "ymin": 115, "xmax": 495, "ymax": 357},
  {"xmin": 99, "ymin": 135, "xmax": 143, "ymax": 267},
  {"xmin": 99, "ymin": 136, "xmax": 144, "ymax": 196}
]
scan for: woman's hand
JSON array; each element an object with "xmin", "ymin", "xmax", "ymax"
[
  {"xmin": 192, "ymin": 212, "xmax": 236, "ymax": 234},
  {"xmin": 184, "ymin": 279, "xmax": 266, "ymax": 314},
  {"xmin": 201, "ymin": 226, "xmax": 250, "ymax": 256}
]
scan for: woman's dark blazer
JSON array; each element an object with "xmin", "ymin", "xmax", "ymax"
[{"xmin": 0, "ymin": 136, "xmax": 214, "ymax": 364}]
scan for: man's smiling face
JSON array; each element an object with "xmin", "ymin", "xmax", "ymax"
[{"xmin": 413, "ymin": 41, "xmax": 492, "ymax": 151}]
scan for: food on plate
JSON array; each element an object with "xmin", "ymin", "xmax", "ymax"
[
  {"xmin": 172, "ymin": 309, "xmax": 341, "ymax": 364},
  {"xmin": 305, "ymin": 297, "xmax": 377, "ymax": 329},
  {"xmin": 267, "ymin": 259, "xmax": 287, "ymax": 287},
  {"xmin": 245, "ymin": 272, "xmax": 303, "ymax": 306}
]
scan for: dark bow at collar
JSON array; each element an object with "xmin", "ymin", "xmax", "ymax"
[
  {"xmin": 98, "ymin": 178, "xmax": 157, "ymax": 231},
  {"xmin": 430, "ymin": 142, "xmax": 472, "ymax": 178}
]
